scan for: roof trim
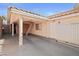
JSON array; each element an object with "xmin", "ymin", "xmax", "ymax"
[{"xmin": 9, "ymin": 7, "xmax": 48, "ymax": 20}]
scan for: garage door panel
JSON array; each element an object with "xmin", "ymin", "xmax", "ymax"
[{"xmin": 53, "ymin": 23, "xmax": 79, "ymax": 45}]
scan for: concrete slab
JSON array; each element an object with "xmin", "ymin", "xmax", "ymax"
[{"xmin": 0, "ymin": 34, "xmax": 79, "ymax": 56}]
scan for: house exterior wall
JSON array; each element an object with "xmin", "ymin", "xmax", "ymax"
[
  {"xmin": 48, "ymin": 15, "xmax": 79, "ymax": 44},
  {"xmin": 30, "ymin": 14, "xmax": 79, "ymax": 45},
  {"xmin": 30, "ymin": 22, "xmax": 49, "ymax": 38},
  {"xmin": 9, "ymin": 7, "xmax": 79, "ymax": 45}
]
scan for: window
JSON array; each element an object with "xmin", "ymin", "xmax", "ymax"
[{"xmin": 35, "ymin": 23, "xmax": 41, "ymax": 30}]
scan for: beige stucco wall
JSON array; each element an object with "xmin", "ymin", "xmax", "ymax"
[
  {"xmin": 30, "ymin": 22, "xmax": 49, "ymax": 38},
  {"xmin": 30, "ymin": 14, "xmax": 79, "ymax": 45},
  {"xmin": 49, "ymin": 15, "xmax": 79, "ymax": 45}
]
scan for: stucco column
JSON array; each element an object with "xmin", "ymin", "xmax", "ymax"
[
  {"xmin": 19, "ymin": 17, "xmax": 23, "ymax": 46},
  {"xmin": 12, "ymin": 23, "xmax": 14, "ymax": 36}
]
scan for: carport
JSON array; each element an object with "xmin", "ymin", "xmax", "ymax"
[{"xmin": 8, "ymin": 7, "xmax": 48, "ymax": 46}]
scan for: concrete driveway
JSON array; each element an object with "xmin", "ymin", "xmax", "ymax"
[{"xmin": 0, "ymin": 34, "xmax": 79, "ymax": 56}]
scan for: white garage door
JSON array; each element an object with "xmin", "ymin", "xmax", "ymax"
[
  {"xmin": 52, "ymin": 23, "xmax": 79, "ymax": 45},
  {"xmin": 71, "ymin": 23, "xmax": 79, "ymax": 44}
]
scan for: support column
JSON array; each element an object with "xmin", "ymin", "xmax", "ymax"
[
  {"xmin": 12, "ymin": 23, "xmax": 14, "ymax": 36},
  {"xmin": 19, "ymin": 17, "xmax": 23, "ymax": 46}
]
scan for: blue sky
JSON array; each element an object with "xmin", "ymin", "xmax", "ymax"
[{"xmin": 0, "ymin": 3, "xmax": 75, "ymax": 16}]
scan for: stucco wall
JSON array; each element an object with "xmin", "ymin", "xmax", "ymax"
[
  {"xmin": 48, "ymin": 15, "xmax": 79, "ymax": 44},
  {"xmin": 30, "ymin": 15, "xmax": 79, "ymax": 45},
  {"xmin": 30, "ymin": 22, "xmax": 49, "ymax": 38}
]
